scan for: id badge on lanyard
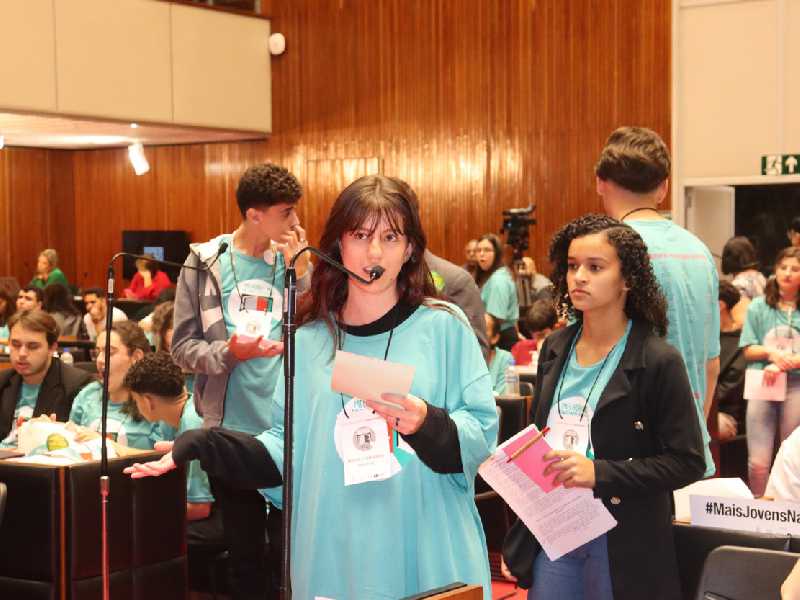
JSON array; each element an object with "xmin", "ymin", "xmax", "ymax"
[{"xmin": 546, "ymin": 396, "xmax": 594, "ymax": 459}]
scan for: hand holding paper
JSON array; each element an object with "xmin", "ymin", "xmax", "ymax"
[
  {"xmin": 744, "ymin": 368, "xmax": 787, "ymax": 401},
  {"xmin": 543, "ymin": 449, "xmax": 596, "ymax": 489},
  {"xmin": 365, "ymin": 393, "xmax": 428, "ymax": 436},
  {"xmin": 479, "ymin": 424, "xmax": 617, "ymax": 560}
]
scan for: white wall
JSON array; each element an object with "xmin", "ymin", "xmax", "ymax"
[{"xmin": 0, "ymin": 0, "xmax": 271, "ymax": 133}]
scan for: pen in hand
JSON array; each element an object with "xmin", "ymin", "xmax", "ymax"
[{"xmin": 506, "ymin": 426, "xmax": 550, "ymax": 463}]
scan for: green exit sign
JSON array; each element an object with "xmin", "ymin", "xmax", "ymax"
[{"xmin": 762, "ymin": 154, "xmax": 800, "ymax": 175}]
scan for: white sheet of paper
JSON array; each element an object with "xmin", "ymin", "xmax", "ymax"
[
  {"xmin": 673, "ymin": 477, "xmax": 753, "ymax": 522},
  {"xmin": 330, "ymin": 350, "xmax": 415, "ymax": 403},
  {"xmin": 479, "ymin": 438, "xmax": 617, "ymax": 560},
  {"xmin": 744, "ymin": 369, "xmax": 787, "ymax": 401}
]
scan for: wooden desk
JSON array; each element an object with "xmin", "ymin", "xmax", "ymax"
[{"xmin": 0, "ymin": 454, "xmax": 187, "ymax": 599}]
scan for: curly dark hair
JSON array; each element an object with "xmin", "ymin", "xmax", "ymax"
[
  {"xmin": 718, "ymin": 280, "xmax": 741, "ymax": 311},
  {"xmin": 235, "ymin": 163, "xmax": 303, "ymax": 216},
  {"xmin": 123, "ymin": 351, "xmax": 184, "ymax": 399},
  {"xmin": 548, "ymin": 214, "xmax": 668, "ymax": 336}
]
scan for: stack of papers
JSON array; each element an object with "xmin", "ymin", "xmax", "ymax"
[{"xmin": 478, "ymin": 424, "xmax": 617, "ymax": 560}]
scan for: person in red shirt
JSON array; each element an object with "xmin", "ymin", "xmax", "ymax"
[
  {"xmin": 124, "ymin": 256, "xmax": 172, "ymax": 301},
  {"xmin": 511, "ymin": 298, "xmax": 558, "ymax": 366}
]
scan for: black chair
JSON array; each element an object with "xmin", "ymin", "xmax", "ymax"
[
  {"xmin": 694, "ymin": 545, "xmax": 799, "ymax": 600},
  {"xmin": 495, "ymin": 396, "xmax": 527, "ymax": 445},
  {"xmin": 673, "ymin": 522, "xmax": 792, "ymax": 599}
]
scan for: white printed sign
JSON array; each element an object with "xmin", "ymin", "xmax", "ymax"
[{"xmin": 690, "ymin": 494, "xmax": 800, "ymax": 535}]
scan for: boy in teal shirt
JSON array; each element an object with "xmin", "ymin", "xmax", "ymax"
[
  {"xmin": 597, "ymin": 126, "xmax": 720, "ymax": 477},
  {"xmin": 125, "ymin": 352, "xmax": 218, "ymax": 537}
]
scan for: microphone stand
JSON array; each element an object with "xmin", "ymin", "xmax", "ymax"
[
  {"xmin": 280, "ymin": 246, "xmax": 378, "ymax": 600},
  {"xmin": 99, "ymin": 246, "xmax": 225, "ymax": 600}
]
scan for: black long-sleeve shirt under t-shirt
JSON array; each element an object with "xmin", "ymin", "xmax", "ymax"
[{"xmin": 173, "ymin": 300, "xmax": 464, "ymax": 484}]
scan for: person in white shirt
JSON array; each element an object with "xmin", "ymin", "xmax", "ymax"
[
  {"xmin": 766, "ymin": 425, "xmax": 800, "ymax": 501},
  {"xmin": 81, "ymin": 287, "xmax": 127, "ymax": 340}
]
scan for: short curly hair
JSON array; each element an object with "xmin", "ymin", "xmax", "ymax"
[
  {"xmin": 236, "ymin": 163, "xmax": 302, "ymax": 216},
  {"xmin": 123, "ymin": 351, "xmax": 184, "ymax": 399},
  {"xmin": 548, "ymin": 214, "xmax": 669, "ymax": 336}
]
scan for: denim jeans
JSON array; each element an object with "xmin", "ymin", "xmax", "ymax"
[
  {"xmin": 747, "ymin": 376, "xmax": 800, "ymax": 496},
  {"xmin": 528, "ymin": 534, "xmax": 614, "ymax": 600}
]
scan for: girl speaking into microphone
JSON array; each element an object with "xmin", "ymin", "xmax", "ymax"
[
  {"xmin": 125, "ymin": 175, "xmax": 498, "ymax": 599},
  {"xmin": 503, "ymin": 214, "xmax": 704, "ymax": 600}
]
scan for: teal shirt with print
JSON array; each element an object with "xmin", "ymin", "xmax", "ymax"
[
  {"xmin": 629, "ymin": 219, "xmax": 720, "ymax": 477},
  {"xmin": 740, "ymin": 296, "xmax": 800, "ymax": 376},
  {"xmin": 0, "ymin": 383, "xmax": 40, "ymax": 447},
  {"xmin": 488, "ymin": 347, "xmax": 514, "ymax": 394},
  {"xmin": 178, "ymin": 395, "xmax": 214, "ymax": 503},
  {"xmin": 69, "ymin": 381, "xmax": 165, "ymax": 450},
  {"xmin": 219, "ymin": 236, "xmax": 285, "ymax": 435},
  {"xmin": 546, "ymin": 321, "xmax": 632, "ymax": 456},
  {"xmin": 480, "ymin": 267, "xmax": 519, "ymax": 331},
  {"xmin": 255, "ymin": 302, "xmax": 497, "ymax": 600}
]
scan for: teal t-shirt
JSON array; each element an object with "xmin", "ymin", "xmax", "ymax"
[
  {"xmin": 219, "ymin": 237, "xmax": 284, "ymax": 435},
  {"xmin": 30, "ymin": 268, "xmax": 68, "ymax": 290},
  {"xmin": 629, "ymin": 219, "xmax": 720, "ymax": 477},
  {"xmin": 256, "ymin": 303, "xmax": 497, "ymax": 600},
  {"xmin": 740, "ymin": 297, "xmax": 800, "ymax": 376},
  {"xmin": 0, "ymin": 383, "xmax": 40, "ymax": 447},
  {"xmin": 546, "ymin": 321, "xmax": 631, "ymax": 458},
  {"xmin": 480, "ymin": 267, "xmax": 519, "ymax": 331},
  {"xmin": 0, "ymin": 324, "xmax": 9, "ymax": 340},
  {"xmin": 179, "ymin": 395, "xmax": 214, "ymax": 503},
  {"xmin": 488, "ymin": 347, "xmax": 514, "ymax": 394},
  {"xmin": 69, "ymin": 381, "xmax": 166, "ymax": 450}
]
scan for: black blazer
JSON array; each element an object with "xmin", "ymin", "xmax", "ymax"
[
  {"xmin": 0, "ymin": 358, "xmax": 93, "ymax": 441},
  {"xmin": 506, "ymin": 320, "xmax": 705, "ymax": 600}
]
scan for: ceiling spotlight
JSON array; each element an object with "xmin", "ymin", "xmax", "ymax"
[
  {"xmin": 127, "ymin": 143, "xmax": 150, "ymax": 175},
  {"xmin": 130, "ymin": 123, "xmax": 139, "ymax": 129}
]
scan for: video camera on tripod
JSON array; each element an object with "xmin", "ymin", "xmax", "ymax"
[{"xmin": 500, "ymin": 205, "xmax": 536, "ymax": 260}]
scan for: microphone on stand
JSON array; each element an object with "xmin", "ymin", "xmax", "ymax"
[
  {"xmin": 279, "ymin": 245, "xmax": 381, "ymax": 599},
  {"xmin": 97, "ymin": 240, "xmax": 227, "ymax": 600},
  {"xmin": 292, "ymin": 245, "xmax": 384, "ymax": 284}
]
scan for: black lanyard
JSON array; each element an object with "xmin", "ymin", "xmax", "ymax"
[
  {"xmin": 555, "ymin": 329, "xmax": 618, "ymax": 422},
  {"xmin": 337, "ymin": 309, "xmax": 398, "ymax": 418}
]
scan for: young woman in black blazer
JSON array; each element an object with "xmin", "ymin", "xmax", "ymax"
[{"xmin": 503, "ymin": 214, "xmax": 705, "ymax": 600}]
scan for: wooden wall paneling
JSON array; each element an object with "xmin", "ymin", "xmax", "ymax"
[
  {"xmin": 7, "ymin": 148, "xmax": 51, "ymax": 287},
  {"xmin": 1, "ymin": 0, "xmax": 672, "ymax": 287},
  {"xmin": 0, "ymin": 150, "xmax": 12, "ymax": 279},
  {"xmin": 46, "ymin": 150, "xmax": 77, "ymax": 284}
]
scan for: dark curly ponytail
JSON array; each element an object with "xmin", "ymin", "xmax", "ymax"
[{"xmin": 548, "ymin": 214, "xmax": 668, "ymax": 336}]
